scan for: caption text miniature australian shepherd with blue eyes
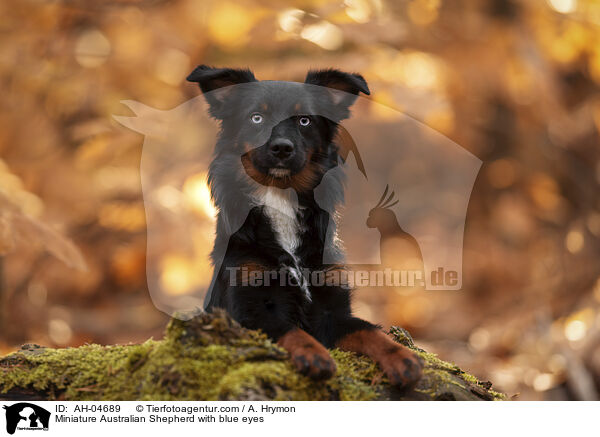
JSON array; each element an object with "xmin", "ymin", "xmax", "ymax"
[{"xmin": 187, "ymin": 65, "xmax": 423, "ymax": 389}]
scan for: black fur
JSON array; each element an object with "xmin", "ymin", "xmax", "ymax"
[{"xmin": 188, "ymin": 66, "xmax": 375, "ymax": 348}]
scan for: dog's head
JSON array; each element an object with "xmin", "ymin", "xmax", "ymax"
[{"xmin": 187, "ymin": 65, "xmax": 369, "ymax": 192}]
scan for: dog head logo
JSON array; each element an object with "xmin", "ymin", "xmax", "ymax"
[
  {"xmin": 3, "ymin": 403, "xmax": 50, "ymax": 434},
  {"xmin": 114, "ymin": 67, "xmax": 481, "ymax": 317}
]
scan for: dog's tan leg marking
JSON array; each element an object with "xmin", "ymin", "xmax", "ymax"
[
  {"xmin": 278, "ymin": 328, "xmax": 337, "ymax": 380},
  {"xmin": 336, "ymin": 329, "xmax": 423, "ymax": 389}
]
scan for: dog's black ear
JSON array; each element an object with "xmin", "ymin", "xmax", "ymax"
[
  {"xmin": 305, "ymin": 69, "xmax": 369, "ymax": 118},
  {"xmin": 187, "ymin": 65, "xmax": 256, "ymax": 117}
]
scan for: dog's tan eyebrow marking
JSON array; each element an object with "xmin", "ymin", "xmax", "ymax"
[
  {"xmin": 261, "ymin": 103, "xmax": 268, "ymax": 111},
  {"xmin": 294, "ymin": 103, "xmax": 302, "ymax": 112}
]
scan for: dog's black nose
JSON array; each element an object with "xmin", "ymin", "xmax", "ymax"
[{"xmin": 269, "ymin": 138, "xmax": 294, "ymax": 160}]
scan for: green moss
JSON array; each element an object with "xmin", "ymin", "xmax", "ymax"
[
  {"xmin": 0, "ymin": 310, "xmax": 504, "ymax": 401},
  {"xmin": 411, "ymin": 349, "xmax": 506, "ymax": 401}
]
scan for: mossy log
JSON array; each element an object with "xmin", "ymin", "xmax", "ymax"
[{"xmin": 0, "ymin": 310, "xmax": 504, "ymax": 401}]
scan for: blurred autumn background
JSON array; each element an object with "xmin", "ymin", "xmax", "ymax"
[{"xmin": 1, "ymin": 0, "xmax": 600, "ymax": 401}]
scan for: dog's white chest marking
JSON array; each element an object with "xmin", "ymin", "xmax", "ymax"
[
  {"xmin": 255, "ymin": 187, "xmax": 310, "ymax": 300},
  {"xmin": 260, "ymin": 187, "xmax": 301, "ymax": 255}
]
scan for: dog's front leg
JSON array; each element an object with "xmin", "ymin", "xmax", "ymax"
[
  {"xmin": 336, "ymin": 324, "xmax": 423, "ymax": 389},
  {"xmin": 277, "ymin": 327, "xmax": 337, "ymax": 381},
  {"xmin": 228, "ymin": 276, "xmax": 337, "ymax": 381}
]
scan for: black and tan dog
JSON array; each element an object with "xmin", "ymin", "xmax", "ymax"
[{"xmin": 187, "ymin": 65, "xmax": 422, "ymax": 388}]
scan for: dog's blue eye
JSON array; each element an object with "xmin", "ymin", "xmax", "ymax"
[
  {"xmin": 299, "ymin": 116, "xmax": 311, "ymax": 126},
  {"xmin": 250, "ymin": 113, "xmax": 263, "ymax": 124}
]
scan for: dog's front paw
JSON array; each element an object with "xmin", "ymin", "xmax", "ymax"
[
  {"xmin": 379, "ymin": 347, "xmax": 423, "ymax": 390},
  {"xmin": 278, "ymin": 328, "xmax": 337, "ymax": 381},
  {"xmin": 289, "ymin": 344, "xmax": 337, "ymax": 381}
]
